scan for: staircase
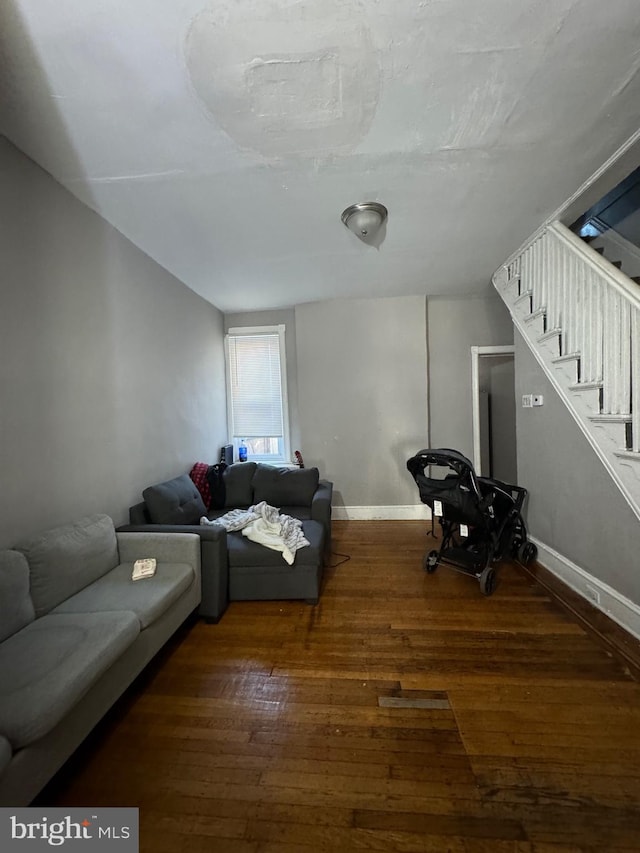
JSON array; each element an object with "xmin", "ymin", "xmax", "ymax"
[{"xmin": 493, "ymin": 220, "xmax": 640, "ymax": 521}]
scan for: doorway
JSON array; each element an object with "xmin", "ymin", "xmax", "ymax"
[{"xmin": 471, "ymin": 346, "xmax": 516, "ymax": 481}]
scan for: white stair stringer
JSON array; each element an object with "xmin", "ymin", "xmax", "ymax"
[{"xmin": 493, "ymin": 221, "xmax": 640, "ymax": 522}]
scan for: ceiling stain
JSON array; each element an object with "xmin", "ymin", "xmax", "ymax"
[{"xmin": 185, "ymin": 0, "xmax": 381, "ymax": 159}]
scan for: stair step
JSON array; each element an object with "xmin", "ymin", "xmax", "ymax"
[
  {"xmin": 552, "ymin": 352, "xmax": 580, "ymax": 364},
  {"xmin": 614, "ymin": 450, "xmax": 640, "ymax": 474},
  {"xmin": 505, "ymin": 275, "xmax": 521, "ymax": 294},
  {"xmin": 569, "ymin": 381, "xmax": 603, "ymax": 410},
  {"xmin": 569, "ymin": 381, "xmax": 603, "ymax": 392},
  {"xmin": 538, "ymin": 326, "xmax": 562, "ymax": 342},
  {"xmin": 535, "ymin": 325, "xmax": 561, "ymax": 357},
  {"xmin": 524, "ymin": 309, "xmax": 546, "ymax": 336},
  {"xmin": 590, "ymin": 413, "xmax": 632, "ymax": 423},
  {"xmin": 589, "ymin": 414, "xmax": 632, "ymax": 451},
  {"xmin": 514, "ymin": 290, "xmax": 532, "ymax": 308},
  {"xmin": 513, "ymin": 292, "xmax": 534, "ymax": 320},
  {"xmin": 525, "ymin": 308, "xmax": 546, "ymax": 322},
  {"xmin": 552, "ymin": 351, "xmax": 580, "ymax": 383}
]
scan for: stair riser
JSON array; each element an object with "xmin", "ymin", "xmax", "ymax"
[
  {"xmin": 552, "ymin": 360, "xmax": 579, "ymax": 384},
  {"xmin": 538, "ymin": 333, "xmax": 561, "ymax": 359},
  {"xmin": 513, "ymin": 298, "xmax": 533, "ymax": 321},
  {"xmin": 569, "ymin": 388, "xmax": 602, "ymax": 415},
  {"xmin": 524, "ymin": 314, "xmax": 545, "ymax": 336},
  {"xmin": 615, "ymin": 453, "xmax": 640, "ymax": 480},
  {"xmin": 590, "ymin": 423, "xmax": 630, "ymax": 451}
]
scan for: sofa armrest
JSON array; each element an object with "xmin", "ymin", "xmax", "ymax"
[
  {"xmin": 311, "ymin": 480, "xmax": 333, "ymax": 545},
  {"xmin": 116, "ymin": 530, "xmax": 201, "ymax": 571},
  {"xmin": 118, "ymin": 522, "xmax": 225, "ymax": 543},
  {"xmin": 117, "ymin": 524, "xmax": 228, "ymax": 623}
]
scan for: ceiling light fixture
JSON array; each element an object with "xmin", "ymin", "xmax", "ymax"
[{"xmin": 341, "ymin": 201, "xmax": 388, "ymax": 245}]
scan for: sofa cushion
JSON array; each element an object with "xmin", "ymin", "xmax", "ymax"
[
  {"xmin": 144, "ymin": 474, "xmax": 206, "ymax": 525},
  {"xmin": 278, "ymin": 506, "xmax": 311, "ymax": 521},
  {"xmin": 223, "ymin": 462, "xmax": 257, "ymax": 507},
  {"xmin": 16, "ymin": 514, "xmax": 119, "ymax": 618},
  {"xmin": 253, "ymin": 465, "xmax": 319, "ymax": 507},
  {"xmin": 205, "ymin": 505, "xmax": 311, "ymax": 524},
  {"xmin": 226, "ymin": 519, "xmax": 324, "ymax": 567},
  {"xmin": 0, "ymin": 610, "xmax": 139, "ymax": 749},
  {"xmin": 0, "ymin": 550, "xmax": 35, "ymax": 642},
  {"xmin": 54, "ymin": 561, "xmax": 196, "ymax": 630}
]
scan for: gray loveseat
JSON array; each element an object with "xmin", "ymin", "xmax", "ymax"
[
  {"xmin": 123, "ymin": 462, "xmax": 333, "ymax": 620},
  {"xmin": 0, "ymin": 514, "xmax": 201, "ymax": 806}
]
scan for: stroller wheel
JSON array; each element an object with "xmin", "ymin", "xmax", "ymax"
[
  {"xmin": 479, "ymin": 566, "xmax": 496, "ymax": 596},
  {"xmin": 423, "ymin": 550, "xmax": 439, "ymax": 573},
  {"xmin": 518, "ymin": 542, "xmax": 538, "ymax": 565}
]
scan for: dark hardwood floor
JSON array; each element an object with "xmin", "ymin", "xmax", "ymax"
[{"xmin": 41, "ymin": 520, "xmax": 640, "ymax": 851}]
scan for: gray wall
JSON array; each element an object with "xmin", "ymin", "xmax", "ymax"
[
  {"xmin": 428, "ymin": 294, "xmax": 514, "ymax": 461},
  {"xmin": 0, "ymin": 137, "xmax": 227, "ymax": 548},
  {"xmin": 515, "ymin": 331, "xmax": 640, "ymax": 604},
  {"xmin": 227, "ymin": 294, "xmax": 512, "ymax": 511},
  {"xmin": 295, "ymin": 296, "xmax": 428, "ymax": 509}
]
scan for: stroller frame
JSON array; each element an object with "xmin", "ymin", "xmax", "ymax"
[{"xmin": 406, "ymin": 448, "xmax": 537, "ymax": 595}]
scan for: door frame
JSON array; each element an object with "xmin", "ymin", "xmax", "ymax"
[{"xmin": 471, "ymin": 345, "xmax": 515, "ymax": 475}]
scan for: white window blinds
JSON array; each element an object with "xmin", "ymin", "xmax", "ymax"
[{"xmin": 227, "ymin": 331, "xmax": 284, "ymax": 438}]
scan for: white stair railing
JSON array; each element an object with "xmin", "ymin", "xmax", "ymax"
[{"xmin": 493, "ymin": 220, "xmax": 640, "ymax": 519}]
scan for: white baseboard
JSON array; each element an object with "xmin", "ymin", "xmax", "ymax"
[
  {"xmin": 530, "ymin": 536, "xmax": 640, "ymax": 641},
  {"xmin": 332, "ymin": 505, "xmax": 431, "ymax": 521}
]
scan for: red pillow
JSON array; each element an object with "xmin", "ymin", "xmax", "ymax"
[{"xmin": 189, "ymin": 463, "xmax": 211, "ymax": 508}]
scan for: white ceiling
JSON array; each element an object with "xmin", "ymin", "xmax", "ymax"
[{"xmin": 2, "ymin": 0, "xmax": 640, "ymax": 312}]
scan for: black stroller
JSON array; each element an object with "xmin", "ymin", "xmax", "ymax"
[{"xmin": 406, "ymin": 448, "xmax": 537, "ymax": 596}]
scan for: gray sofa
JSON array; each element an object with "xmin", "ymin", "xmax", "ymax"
[
  {"xmin": 0, "ymin": 514, "xmax": 201, "ymax": 806},
  {"xmin": 123, "ymin": 462, "xmax": 333, "ymax": 620}
]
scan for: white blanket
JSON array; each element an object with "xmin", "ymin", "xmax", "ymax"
[{"xmin": 201, "ymin": 501, "xmax": 310, "ymax": 565}]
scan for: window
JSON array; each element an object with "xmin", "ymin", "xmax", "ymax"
[{"xmin": 225, "ymin": 325, "xmax": 290, "ymax": 463}]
